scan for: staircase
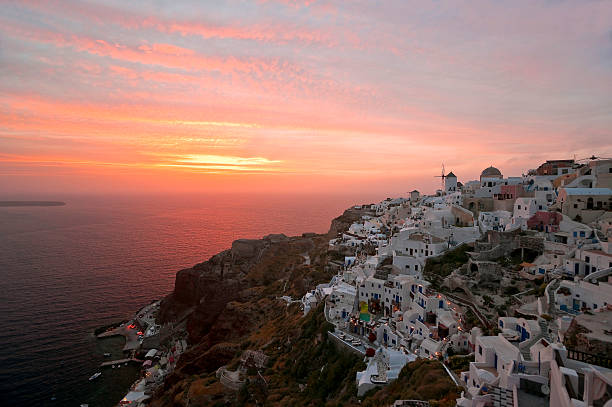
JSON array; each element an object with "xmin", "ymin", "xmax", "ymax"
[
  {"xmin": 520, "ymin": 323, "xmax": 546, "ymax": 361},
  {"xmin": 546, "ymin": 279, "xmax": 561, "ymax": 316}
]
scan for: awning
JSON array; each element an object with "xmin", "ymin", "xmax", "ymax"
[{"xmin": 144, "ymin": 349, "xmax": 158, "ymax": 358}]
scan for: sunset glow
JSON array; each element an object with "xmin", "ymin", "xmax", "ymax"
[{"xmin": 1, "ymin": 0, "xmax": 611, "ymax": 196}]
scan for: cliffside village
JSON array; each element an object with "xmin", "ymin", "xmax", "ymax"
[
  {"xmin": 305, "ymin": 158, "xmax": 612, "ymax": 406},
  {"xmin": 104, "ymin": 158, "xmax": 612, "ymax": 407}
]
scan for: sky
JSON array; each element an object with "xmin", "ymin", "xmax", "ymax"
[{"xmin": 1, "ymin": 0, "xmax": 611, "ymax": 197}]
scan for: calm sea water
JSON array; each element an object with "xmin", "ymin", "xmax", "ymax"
[{"xmin": 0, "ymin": 193, "xmax": 376, "ymax": 406}]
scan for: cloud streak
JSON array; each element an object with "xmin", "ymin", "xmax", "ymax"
[{"xmin": 0, "ymin": 0, "xmax": 611, "ymax": 195}]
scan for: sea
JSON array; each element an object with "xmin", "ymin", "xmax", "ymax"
[{"xmin": 0, "ymin": 193, "xmax": 378, "ymax": 406}]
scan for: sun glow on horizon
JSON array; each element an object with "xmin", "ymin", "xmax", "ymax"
[{"xmin": 1, "ymin": 0, "xmax": 610, "ymax": 196}]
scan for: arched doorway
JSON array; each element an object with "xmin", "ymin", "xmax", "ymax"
[{"xmin": 587, "ymin": 197, "xmax": 594, "ymax": 210}]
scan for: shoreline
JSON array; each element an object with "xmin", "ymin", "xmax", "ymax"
[
  {"xmin": 0, "ymin": 201, "xmax": 66, "ymax": 207},
  {"xmin": 92, "ymin": 299, "xmax": 186, "ymax": 406},
  {"xmin": 94, "ymin": 320, "xmax": 129, "ymax": 336},
  {"xmin": 90, "ymin": 207, "xmax": 360, "ymax": 406}
]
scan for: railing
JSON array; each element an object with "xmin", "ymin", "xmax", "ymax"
[
  {"xmin": 444, "ymin": 292, "xmax": 492, "ymax": 328},
  {"xmin": 566, "ymin": 348, "xmax": 612, "ymax": 369}
]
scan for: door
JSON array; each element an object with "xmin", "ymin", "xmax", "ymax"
[{"xmin": 521, "ymin": 327, "xmax": 528, "ymax": 341}]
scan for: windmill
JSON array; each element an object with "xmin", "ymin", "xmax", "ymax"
[{"xmin": 434, "ymin": 163, "xmax": 446, "ymax": 190}]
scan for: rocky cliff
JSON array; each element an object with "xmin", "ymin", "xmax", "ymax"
[
  {"xmin": 148, "ymin": 206, "xmax": 460, "ymax": 406},
  {"xmin": 155, "ymin": 208, "xmax": 369, "ymax": 373}
]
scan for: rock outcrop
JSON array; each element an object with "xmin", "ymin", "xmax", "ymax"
[{"xmin": 150, "ymin": 207, "xmax": 383, "ymax": 406}]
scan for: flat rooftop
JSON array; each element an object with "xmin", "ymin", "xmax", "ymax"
[{"xmin": 574, "ymin": 309, "xmax": 612, "ymax": 344}]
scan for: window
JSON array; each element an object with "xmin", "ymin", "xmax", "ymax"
[
  {"xmin": 478, "ymin": 345, "xmax": 482, "ymax": 355},
  {"xmin": 518, "ymin": 205, "xmax": 521, "ymax": 210},
  {"xmin": 585, "ymin": 256, "xmax": 590, "ymax": 263}
]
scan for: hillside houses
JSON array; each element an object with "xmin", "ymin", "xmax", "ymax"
[{"xmin": 319, "ymin": 158, "xmax": 612, "ymax": 403}]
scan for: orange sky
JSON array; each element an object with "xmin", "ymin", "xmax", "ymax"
[{"xmin": 1, "ymin": 0, "xmax": 611, "ymax": 197}]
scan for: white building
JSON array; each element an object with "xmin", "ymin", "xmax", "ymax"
[
  {"xmin": 510, "ymin": 197, "xmax": 549, "ymax": 230},
  {"xmin": 328, "ymin": 282, "xmax": 357, "ymax": 321},
  {"xmin": 356, "ymin": 348, "xmax": 415, "ymax": 396},
  {"xmin": 498, "ymin": 317, "xmax": 541, "ymax": 343},
  {"xmin": 478, "ymin": 210, "xmax": 512, "ymax": 233},
  {"xmin": 445, "ymin": 171, "xmax": 458, "ymax": 193},
  {"xmin": 460, "ymin": 335, "xmax": 522, "ymax": 393},
  {"xmin": 555, "ymin": 278, "xmax": 612, "ymax": 313}
]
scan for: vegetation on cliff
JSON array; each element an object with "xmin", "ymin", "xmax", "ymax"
[
  {"xmin": 153, "ymin": 301, "xmax": 459, "ymax": 406},
  {"xmin": 423, "ymin": 244, "xmax": 470, "ymax": 289},
  {"xmin": 151, "ymin": 207, "xmax": 461, "ymax": 406}
]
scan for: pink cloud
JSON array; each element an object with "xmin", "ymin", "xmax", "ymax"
[
  {"xmin": 15, "ymin": 0, "xmax": 338, "ymax": 46},
  {"xmin": 0, "ymin": 21, "xmax": 310, "ymax": 80}
]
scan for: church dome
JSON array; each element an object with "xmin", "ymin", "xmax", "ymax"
[{"xmin": 480, "ymin": 166, "xmax": 502, "ymax": 179}]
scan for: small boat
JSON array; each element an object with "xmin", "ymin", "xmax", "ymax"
[
  {"xmin": 103, "ymin": 353, "xmax": 111, "ymax": 357},
  {"xmin": 88, "ymin": 372, "xmax": 101, "ymax": 381}
]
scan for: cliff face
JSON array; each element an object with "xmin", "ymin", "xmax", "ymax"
[
  {"xmin": 151, "ymin": 207, "xmax": 380, "ymax": 405},
  {"xmin": 328, "ymin": 206, "xmax": 375, "ymax": 236},
  {"xmin": 158, "ymin": 207, "xmax": 370, "ymax": 337},
  {"xmin": 159, "ymin": 233, "xmax": 319, "ymax": 342}
]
